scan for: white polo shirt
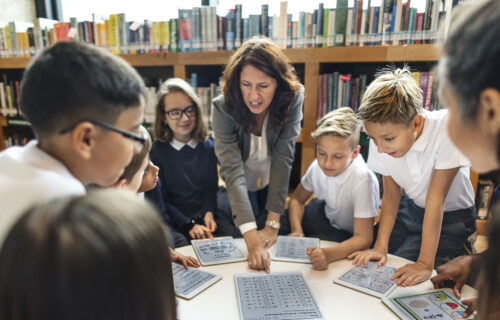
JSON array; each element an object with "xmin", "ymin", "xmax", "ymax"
[
  {"xmin": 301, "ymin": 155, "xmax": 379, "ymax": 233},
  {"xmin": 367, "ymin": 109, "xmax": 475, "ymax": 211},
  {"xmin": 0, "ymin": 140, "xmax": 86, "ymax": 243}
]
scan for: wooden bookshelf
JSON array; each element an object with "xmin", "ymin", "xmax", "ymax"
[{"xmin": 0, "ymin": 44, "xmax": 442, "ymax": 174}]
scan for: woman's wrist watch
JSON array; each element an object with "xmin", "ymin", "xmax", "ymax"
[{"xmin": 265, "ymin": 220, "xmax": 281, "ymax": 230}]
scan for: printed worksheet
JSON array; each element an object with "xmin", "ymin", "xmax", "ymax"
[
  {"xmin": 191, "ymin": 236, "xmax": 246, "ymax": 266},
  {"xmin": 272, "ymin": 236, "xmax": 320, "ymax": 263},
  {"xmin": 172, "ymin": 263, "xmax": 222, "ymax": 299},
  {"xmin": 334, "ymin": 261, "xmax": 398, "ymax": 298},
  {"xmin": 382, "ymin": 290, "xmax": 475, "ymax": 319},
  {"xmin": 235, "ymin": 271, "xmax": 325, "ymax": 320}
]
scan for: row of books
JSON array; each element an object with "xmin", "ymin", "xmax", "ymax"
[
  {"xmin": 189, "ymin": 73, "xmax": 220, "ymax": 132},
  {"xmin": 0, "ymin": 74, "xmax": 218, "ymax": 134},
  {"xmin": 317, "ymin": 70, "xmax": 439, "ymax": 119},
  {"xmin": 0, "ymin": 0, "xmax": 471, "ymax": 57},
  {"xmin": 0, "ymin": 76, "xmax": 21, "ymax": 118}
]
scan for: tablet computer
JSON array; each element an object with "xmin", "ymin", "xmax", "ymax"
[
  {"xmin": 191, "ymin": 236, "xmax": 246, "ymax": 266},
  {"xmin": 271, "ymin": 235, "xmax": 320, "ymax": 263},
  {"xmin": 334, "ymin": 261, "xmax": 398, "ymax": 298},
  {"xmin": 235, "ymin": 271, "xmax": 325, "ymax": 320},
  {"xmin": 172, "ymin": 263, "xmax": 222, "ymax": 300},
  {"xmin": 382, "ymin": 289, "xmax": 475, "ymax": 319}
]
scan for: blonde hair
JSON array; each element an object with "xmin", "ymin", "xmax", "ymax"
[
  {"xmin": 153, "ymin": 78, "xmax": 207, "ymax": 143},
  {"xmin": 357, "ymin": 67, "xmax": 423, "ymax": 126},
  {"xmin": 312, "ymin": 107, "xmax": 360, "ymax": 149}
]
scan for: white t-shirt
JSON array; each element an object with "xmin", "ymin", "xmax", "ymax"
[
  {"xmin": 0, "ymin": 140, "xmax": 86, "ymax": 243},
  {"xmin": 301, "ymin": 155, "xmax": 380, "ymax": 233},
  {"xmin": 367, "ymin": 109, "xmax": 475, "ymax": 211}
]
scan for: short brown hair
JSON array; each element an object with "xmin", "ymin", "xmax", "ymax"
[
  {"xmin": 220, "ymin": 36, "xmax": 302, "ymax": 133},
  {"xmin": 0, "ymin": 189, "xmax": 177, "ymax": 320},
  {"xmin": 120, "ymin": 125, "xmax": 152, "ymax": 182},
  {"xmin": 153, "ymin": 78, "xmax": 207, "ymax": 143},
  {"xmin": 312, "ymin": 107, "xmax": 360, "ymax": 149},
  {"xmin": 357, "ymin": 67, "xmax": 423, "ymax": 126}
]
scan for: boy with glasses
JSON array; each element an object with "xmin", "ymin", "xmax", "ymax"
[{"xmin": 0, "ymin": 41, "xmax": 147, "ymax": 243}]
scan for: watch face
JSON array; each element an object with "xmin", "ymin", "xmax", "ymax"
[{"xmin": 266, "ymin": 220, "xmax": 280, "ymax": 229}]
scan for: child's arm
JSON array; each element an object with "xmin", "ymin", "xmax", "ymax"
[
  {"xmin": 169, "ymin": 247, "xmax": 200, "ymax": 269},
  {"xmin": 392, "ymin": 167, "xmax": 460, "ymax": 287},
  {"xmin": 349, "ymin": 175, "xmax": 402, "ymax": 266},
  {"xmin": 200, "ymin": 144, "xmax": 219, "ymax": 238},
  {"xmin": 307, "ymin": 217, "xmax": 375, "ymax": 270},
  {"xmin": 288, "ymin": 184, "xmax": 313, "ymax": 237}
]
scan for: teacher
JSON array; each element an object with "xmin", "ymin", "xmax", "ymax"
[{"xmin": 212, "ymin": 36, "xmax": 303, "ymax": 272}]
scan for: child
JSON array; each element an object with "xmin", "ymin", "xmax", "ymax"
[
  {"xmin": 282, "ymin": 107, "xmax": 379, "ymax": 270},
  {"xmin": 117, "ymin": 125, "xmax": 199, "ymax": 268},
  {"xmin": 151, "ymin": 78, "xmax": 234, "ymax": 241},
  {"xmin": 350, "ymin": 67, "xmax": 476, "ymax": 287},
  {"xmin": 0, "ymin": 41, "xmax": 147, "ymax": 243},
  {"xmin": 428, "ymin": 1, "xmax": 500, "ymax": 315},
  {"xmin": 0, "ymin": 190, "xmax": 177, "ymax": 320}
]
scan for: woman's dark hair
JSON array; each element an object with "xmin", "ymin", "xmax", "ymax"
[
  {"xmin": 439, "ymin": 0, "xmax": 500, "ymax": 121},
  {"xmin": 153, "ymin": 78, "xmax": 207, "ymax": 143},
  {"xmin": 220, "ymin": 36, "xmax": 302, "ymax": 133},
  {"xmin": 0, "ymin": 190, "xmax": 177, "ymax": 320},
  {"xmin": 476, "ymin": 204, "xmax": 500, "ymax": 319}
]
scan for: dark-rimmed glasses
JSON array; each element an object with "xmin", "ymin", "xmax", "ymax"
[
  {"xmin": 59, "ymin": 119, "xmax": 147, "ymax": 152},
  {"xmin": 164, "ymin": 106, "xmax": 196, "ymax": 120}
]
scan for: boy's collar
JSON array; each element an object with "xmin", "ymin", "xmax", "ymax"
[{"xmin": 170, "ymin": 138, "xmax": 197, "ymax": 151}]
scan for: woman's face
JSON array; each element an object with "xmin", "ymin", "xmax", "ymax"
[
  {"xmin": 441, "ymin": 83, "xmax": 500, "ymax": 173},
  {"xmin": 239, "ymin": 64, "xmax": 278, "ymax": 115}
]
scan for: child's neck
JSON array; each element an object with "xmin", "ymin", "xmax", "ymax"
[{"xmin": 174, "ymin": 134, "xmax": 191, "ymax": 143}]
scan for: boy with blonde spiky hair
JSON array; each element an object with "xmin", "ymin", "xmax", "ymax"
[
  {"xmin": 282, "ymin": 107, "xmax": 380, "ymax": 270},
  {"xmin": 350, "ymin": 67, "xmax": 476, "ymax": 288}
]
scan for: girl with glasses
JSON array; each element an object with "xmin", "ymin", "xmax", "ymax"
[{"xmin": 152, "ymin": 78, "xmax": 236, "ymax": 242}]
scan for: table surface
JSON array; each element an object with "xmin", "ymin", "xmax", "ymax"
[{"xmin": 176, "ymin": 238, "xmax": 476, "ymax": 320}]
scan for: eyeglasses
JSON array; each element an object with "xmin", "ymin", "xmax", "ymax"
[
  {"xmin": 164, "ymin": 106, "xmax": 196, "ymax": 120},
  {"xmin": 59, "ymin": 119, "xmax": 147, "ymax": 152}
]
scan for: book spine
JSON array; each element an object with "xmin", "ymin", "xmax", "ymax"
[
  {"xmin": 335, "ymin": 0, "xmax": 348, "ymax": 46},
  {"xmin": 315, "ymin": 3, "xmax": 324, "ymax": 47},
  {"xmin": 225, "ymin": 9, "xmax": 235, "ymax": 51},
  {"xmin": 235, "ymin": 4, "xmax": 242, "ymax": 48},
  {"xmin": 261, "ymin": 4, "xmax": 269, "ymax": 37}
]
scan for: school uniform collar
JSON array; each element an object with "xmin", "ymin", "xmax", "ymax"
[
  {"xmin": 23, "ymin": 140, "xmax": 83, "ymax": 185},
  {"xmin": 331, "ymin": 155, "xmax": 362, "ymax": 185},
  {"xmin": 409, "ymin": 110, "xmax": 431, "ymax": 153},
  {"xmin": 170, "ymin": 138, "xmax": 197, "ymax": 151}
]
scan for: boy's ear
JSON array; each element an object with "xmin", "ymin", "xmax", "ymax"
[
  {"xmin": 71, "ymin": 122, "xmax": 98, "ymax": 160},
  {"xmin": 479, "ymin": 88, "xmax": 500, "ymax": 135},
  {"xmin": 113, "ymin": 178, "xmax": 127, "ymax": 189},
  {"xmin": 351, "ymin": 145, "xmax": 361, "ymax": 160},
  {"xmin": 412, "ymin": 114, "xmax": 424, "ymax": 132}
]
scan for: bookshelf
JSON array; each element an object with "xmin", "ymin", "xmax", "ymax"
[{"xmin": 0, "ymin": 43, "xmax": 441, "ymax": 176}]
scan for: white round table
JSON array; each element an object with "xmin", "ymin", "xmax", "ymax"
[{"xmin": 176, "ymin": 239, "xmax": 476, "ymax": 320}]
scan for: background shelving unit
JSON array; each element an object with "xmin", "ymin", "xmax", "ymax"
[{"xmin": 0, "ymin": 43, "xmax": 442, "ymax": 177}]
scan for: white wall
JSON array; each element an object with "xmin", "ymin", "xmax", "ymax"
[{"xmin": 0, "ymin": 0, "xmax": 36, "ymax": 22}]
